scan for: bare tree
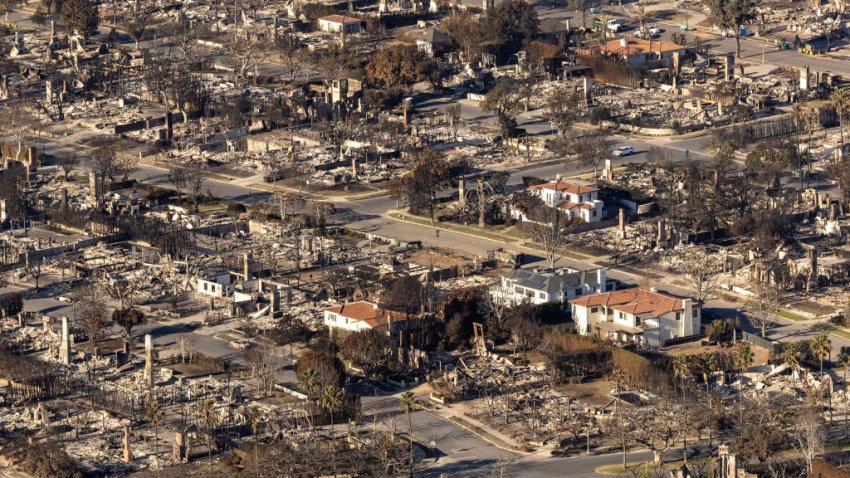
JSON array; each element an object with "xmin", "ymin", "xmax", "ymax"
[
  {"xmin": 569, "ymin": 132, "xmax": 613, "ymax": 179},
  {"xmin": 163, "ymin": 14, "xmax": 208, "ymax": 62},
  {"xmin": 124, "ymin": 5, "xmax": 152, "ymax": 49},
  {"xmin": 0, "ymin": 0, "xmax": 23, "ymax": 22},
  {"xmin": 271, "ymin": 192, "xmax": 306, "ymax": 221},
  {"xmin": 184, "ymin": 160, "xmax": 209, "ymax": 211},
  {"xmin": 624, "ymin": 397, "xmax": 686, "ymax": 464},
  {"xmin": 116, "ymin": 153, "xmax": 138, "ymax": 182},
  {"xmin": 177, "ymin": 334, "xmax": 196, "ymax": 363},
  {"xmin": 0, "ymin": 100, "xmax": 36, "ymax": 166},
  {"xmin": 223, "ymin": 26, "xmax": 274, "ymax": 85},
  {"xmin": 525, "ymin": 207, "xmax": 568, "ymax": 269},
  {"xmin": 793, "ymin": 405, "xmax": 825, "ymax": 477},
  {"xmin": 481, "ymin": 282, "xmax": 511, "ymax": 331},
  {"xmin": 481, "ymin": 78, "xmax": 522, "ymax": 142},
  {"xmin": 98, "ymin": 272, "xmax": 142, "ymax": 309},
  {"xmin": 169, "ymin": 164, "xmax": 188, "ymax": 201},
  {"xmin": 57, "ymin": 153, "xmax": 80, "ymax": 181},
  {"xmin": 681, "ymin": 254, "xmax": 722, "ymax": 305},
  {"xmin": 21, "ymin": 252, "xmax": 44, "ymax": 289},
  {"xmin": 246, "ymin": 345, "xmax": 282, "ymax": 396},
  {"xmin": 750, "ymin": 284, "xmax": 779, "ymax": 338},
  {"xmin": 546, "ymin": 83, "xmax": 580, "ymax": 137},
  {"xmin": 275, "ymin": 32, "xmax": 308, "ymax": 82},
  {"xmin": 71, "ymin": 281, "xmax": 110, "ymax": 343},
  {"xmin": 90, "ymin": 145, "xmax": 118, "ymax": 206}
]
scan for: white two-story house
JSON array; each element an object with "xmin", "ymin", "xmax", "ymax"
[
  {"xmin": 490, "ymin": 268, "xmax": 616, "ymax": 305},
  {"xmin": 519, "ymin": 181, "xmax": 604, "ymax": 223},
  {"xmin": 570, "ymin": 287, "xmax": 701, "ymax": 348},
  {"xmin": 323, "ymin": 301, "xmax": 410, "ymax": 334}
]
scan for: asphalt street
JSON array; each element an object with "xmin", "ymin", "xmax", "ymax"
[{"xmin": 11, "ymin": 4, "xmax": 850, "ymax": 475}]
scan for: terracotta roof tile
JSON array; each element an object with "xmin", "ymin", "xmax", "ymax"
[
  {"xmin": 570, "ymin": 287, "xmax": 689, "ymax": 318},
  {"xmin": 557, "ymin": 201, "xmax": 580, "ymax": 210},
  {"xmin": 532, "ymin": 181, "xmax": 599, "ymax": 195},
  {"xmin": 324, "ymin": 301, "xmax": 408, "ymax": 328}
]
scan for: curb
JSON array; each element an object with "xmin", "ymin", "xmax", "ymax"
[
  {"xmin": 387, "ymin": 211, "xmax": 518, "ymax": 245},
  {"xmin": 422, "ymin": 405, "xmax": 531, "ymax": 455}
]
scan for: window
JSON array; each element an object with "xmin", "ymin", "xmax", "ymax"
[
  {"xmin": 592, "ymin": 210, "xmax": 597, "ymax": 217},
  {"xmin": 514, "ymin": 286, "xmax": 523, "ymax": 294},
  {"xmin": 590, "ymin": 307, "xmax": 599, "ymax": 313},
  {"xmin": 675, "ymin": 312, "xmax": 681, "ymax": 321},
  {"xmin": 635, "ymin": 316, "xmax": 641, "ymax": 326},
  {"xmin": 574, "ymin": 288, "xmax": 582, "ymax": 297},
  {"xmin": 538, "ymin": 292, "xmax": 546, "ymax": 299}
]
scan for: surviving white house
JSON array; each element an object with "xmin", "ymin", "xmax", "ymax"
[
  {"xmin": 491, "ymin": 267, "xmax": 616, "ymax": 305},
  {"xmin": 570, "ymin": 287, "xmax": 701, "ymax": 348},
  {"xmin": 513, "ymin": 181, "xmax": 604, "ymax": 223},
  {"xmin": 323, "ymin": 301, "xmax": 410, "ymax": 333},
  {"xmin": 197, "ymin": 274, "xmax": 236, "ymax": 298},
  {"xmin": 317, "ymin": 15, "xmax": 362, "ymax": 34}
]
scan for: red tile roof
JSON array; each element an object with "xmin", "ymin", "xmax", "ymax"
[
  {"xmin": 533, "ymin": 181, "xmax": 599, "ymax": 195},
  {"xmin": 324, "ymin": 301, "xmax": 408, "ymax": 329},
  {"xmin": 557, "ymin": 201, "xmax": 580, "ymax": 210},
  {"xmin": 319, "ymin": 14, "xmax": 361, "ymax": 24},
  {"xmin": 570, "ymin": 287, "xmax": 689, "ymax": 318}
]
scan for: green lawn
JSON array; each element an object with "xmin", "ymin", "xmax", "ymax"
[
  {"xmin": 814, "ymin": 323, "xmax": 850, "ymax": 341},
  {"xmin": 388, "ymin": 212, "xmax": 516, "ymax": 243},
  {"xmin": 776, "ymin": 310, "xmax": 809, "ymax": 322}
]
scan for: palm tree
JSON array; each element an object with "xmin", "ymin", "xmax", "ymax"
[
  {"xmin": 147, "ymin": 398, "xmax": 164, "ymax": 478},
  {"xmin": 672, "ymin": 356, "xmax": 690, "ymax": 397},
  {"xmin": 300, "ymin": 368, "xmax": 318, "ymax": 431},
  {"xmin": 812, "ymin": 333, "xmax": 831, "ymax": 377},
  {"xmin": 734, "ymin": 342, "xmax": 754, "ymax": 377},
  {"xmin": 399, "ymin": 391, "xmax": 417, "ymax": 477},
  {"xmin": 246, "ymin": 405, "xmax": 264, "ymax": 478},
  {"xmin": 195, "ymin": 399, "xmax": 219, "ymax": 477},
  {"xmin": 791, "ymin": 103, "xmax": 807, "ymax": 191},
  {"xmin": 733, "ymin": 342, "xmax": 754, "ymax": 422},
  {"xmin": 322, "ymin": 385, "xmax": 343, "ymax": 476},
  {"xmin": 831, "ymin": 89, "xmax": 850, "ymax": 156},
  {"xmin": 698, "ymin": 352, "xmax": 718, "ymax": 395},
  {"xmin": 812, "ymin": 333, "xmax": 833, "ymax": 422},
  {"xmin": 708, "ymin": 319, "xmax": 727, "ymax": 342},
  {"xmin": 839, "ymin": 348, "xmax": 850, "ymax": 423},
  {"xmin": 672, "ymin": 356, "xmax": 690, "ymax": 465},
  {"xmin": 803, "ymin": 106, "xmax": 820, "ymax": 182},
  {"xmin": 300, "ymin": 368, "xmax": 318, "ymax": 397},
  {"xmin": 783, "ymin": 342, "xmax": 802, "ymax": 391},
  {"xmin": 612, "ymin": 368, "xmax": 628, "ymax": 469}
]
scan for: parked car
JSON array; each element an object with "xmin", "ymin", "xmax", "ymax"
[
  {"xmin": 607, "ymin": 19, "xmax": 623, "ymax": 32},
  {"xmin": 613, "ymin": 146, "xmax": 634, "ymax": 157},
  {"xmin": 634, "ymin": 27, "xmax": 661, "ymax": 38}
]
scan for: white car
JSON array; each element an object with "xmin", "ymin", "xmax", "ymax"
[
  {"xmin": 613, "ymin": 146, "xmax": 634, "ymax": 157},
  {"xmin": 634, "ymin": 27, "xmax": 662, "ymax": 38},
  {"xmin": 607, "ymin": 19, "xmax": 623, "ymax": 32}
]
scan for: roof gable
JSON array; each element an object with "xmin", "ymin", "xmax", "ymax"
[
  {"xmin": 532, "ymin": 181, "xmax": 599, "ymax": 195},
  {"xmin": 570, "ymin": 287, "xmax": 689, "ymax": 318}
]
